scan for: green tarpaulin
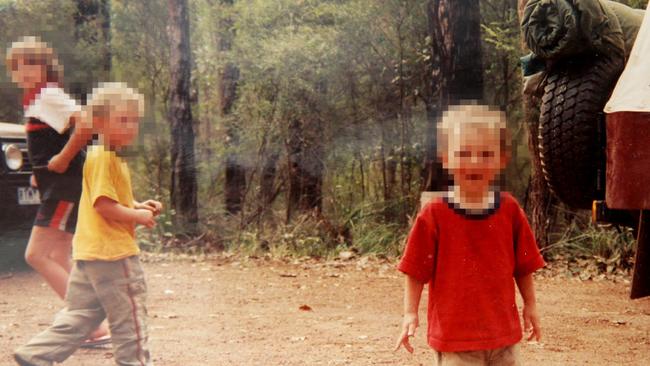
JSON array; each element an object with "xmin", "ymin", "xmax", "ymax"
[{"xmin": 522, "ymin": 0, "xmax": 644, "ymax": 60}]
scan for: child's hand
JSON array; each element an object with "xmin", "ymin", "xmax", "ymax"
[
  {"xmin": 47, "ymin": 153, "xmax": 70, "ymax": 174},
  {"xmin": 394, "ymin": 313, "xmax": 418, "ymax": 353},
  {"xmin": 523, "ymin": 303, "xmax": 541, "ymax": 342},
  {"xmin": 139, "ymin": 200, "xmax": 163, "ymax": 216},
  {"xmin": 134, "ymin": 209, "xmax": 156, "ymax": 228},
  {"xmin": 30, "ymin": 174, "xmax": 38, "ymax": 188}
]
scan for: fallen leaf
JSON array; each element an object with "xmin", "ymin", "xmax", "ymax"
[{"xmin": 299, "ymin": 304, "xmax": 312, "ymax": 311}]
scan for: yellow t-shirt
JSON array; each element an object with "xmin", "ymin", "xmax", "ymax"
[{"xmin": 72, "ymin": 145, "xmax": 139, "ymax": 261}]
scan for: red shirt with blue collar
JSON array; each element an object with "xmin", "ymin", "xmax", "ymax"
[{"xmin": 398, "ymin": 191, "xmax": 545, "ymax": 352}]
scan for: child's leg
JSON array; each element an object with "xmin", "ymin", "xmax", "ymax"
[
  {"xmin": 86, "ymin": 257, "xmax": 151, "ymax": 366},
  {"xmin": 48, "ymin": 238, "xmax": 72, "ymax": 273},
  {"xmin": 24, "ymin": 225, "xmax": 111, "ymax": 341},
  {"xmin": 14, "ymin": 261, "xmax": 105, "ymax": 366},
  {"xmin": 435, "ymin": 349, "xmax": 487, "ymax": 366},
  {"xmin": 24, "ymin": 225, "xmax": 110, "ymax": 340},
  {"xmin": 24, "ymin": 226, "xmax": 73, "ymax": 299},
  {"xmin": 487, "ymin": 344, "xmax": 520, "ymax": 366},
  {"xmin": 435, "ymin": 345, "xmax": 520, "ymax": 366}
]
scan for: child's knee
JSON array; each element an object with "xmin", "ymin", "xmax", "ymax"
[{"xmin": 24, "ymin": 250, "xmax": 45, "ymax": 268}]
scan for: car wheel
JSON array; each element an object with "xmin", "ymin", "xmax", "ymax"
[{"xmin": 538, "ymin": 54, "xmax": 624, "ymax": 209}]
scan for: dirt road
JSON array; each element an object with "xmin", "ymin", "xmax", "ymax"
[{"xmin": 1, "ymin": 255, "xmax": 649, "ymax": 365}]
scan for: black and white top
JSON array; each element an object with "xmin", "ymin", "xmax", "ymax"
[
  {"xmin": 24, "ymin": 84, "xmax": 81, "ymax": 134},
  {"xmin": 23, "ymin": 83, "xmax": 84, "ymax": 201}
]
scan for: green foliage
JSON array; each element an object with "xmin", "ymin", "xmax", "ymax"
[
  {"xmin": 137, "ymin": 209, "xmax": 178, "ymax": 252},
  {"xmin": 544, "ymin": 219, "xmax": 636, "ymax": 279},
  {"xmin": 3, "ymin": 0, "xmax": 627, "ymax": 270},
  {"xmin": 112, "ymin": 0, "xmax": 170, "ymax": 101},
  {"xmin": 244, "ymin": 223, "xmax": 337, "ymax": 259},
  {"xmin": 223, "ymin": 211, "xmax": 408, "ymax": 259},
  {"xmin": 0, "ymin": 0, "xmax": 109, "ymax": 120},
  {"xmin": 350, "ymin": 219, "xmax": 406, "ymax": 257},
  {"xmin": 480, "ymin": 1, "xmax": 530, "ymax": 198},
  {"xmin": 121, "ymin": 0, "xmax": 534, "ymax": 248}
]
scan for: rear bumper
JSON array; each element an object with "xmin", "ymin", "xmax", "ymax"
[{"xmin": 0, "ymin": 172, "xmax": 39, "ymax": 221}]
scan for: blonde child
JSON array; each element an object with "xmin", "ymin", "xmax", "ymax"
[
  {"xmin": 395, "ymin": 104, "xmax": 545, "ymax": 365},
  {"xmin": 14, "ymin": 82, "xmax": 160, "ymax": 366},
  {"xmin": 6, "ymin": 36, "xmax": 109, "ymax": 346}
]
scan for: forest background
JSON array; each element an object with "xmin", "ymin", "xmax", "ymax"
[{"xmin": 0, "ymin": 0, "xmax": 647, "ymax": 275}]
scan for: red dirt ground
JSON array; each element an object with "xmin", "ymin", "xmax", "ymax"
[{"xmin": 1, "ymin": 255, "xmax": 649, "ymax": 365}]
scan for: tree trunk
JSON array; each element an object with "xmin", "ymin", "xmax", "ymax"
[
  {"xmin": 220, "ymin": 0, "xmax": 246, "ymax": 215},
  {"xmin": 286, "ymin": 115, "xmax": 324, "ymax": 222},
  {"xmin": 422, "ymin": 0, "xmax": 484, "ymax": 191},
  {"xmin": 168, "ymin": 0, "xmax": 198, "ymax": 228},
  {"xmin": 378, "ymin": 109, "xmax": 396, "ymax": 222},
  {"xmin": 260, "ymin": 145, "xmax": 280, "ymax": 207},
  {"xmin": 435, "ymin": 0, "xmax": 484, "ymax": 104},
  {"xmin": 224, "ymin": 123, "xmax": 246, "ymax": 215},
  {"xmin": 254, "ymin": 88, "xmax": 281, "ymax": 219},
  {"xmin": 517, "ymin": 0, "xmax": 555, "ymax": 247},
  {"xmin": 348, "ymin": 72, "xmax": 365, "ymax": 200}
]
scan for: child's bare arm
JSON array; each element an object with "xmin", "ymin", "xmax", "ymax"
[
  {"xmin": 48, "ymin": 112, "xmax": 93, "ymax": 173},
  {"xmin": 394, "ymin": 275, "xmax": 424, "ymax": 353},
  {"xmin": 94, "ymin": 196, "xmax": 156, "ymax": 228},
  {"xmin": 134, "ymin": 200, "xmax": 163, "ymax": 216},
  {"xmin": 516, "ymin": 273, "xmax": 541, "ymax": 341}
]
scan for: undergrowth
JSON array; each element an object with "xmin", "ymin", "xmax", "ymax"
[
  {"xmin": 137, "ymin": 202, "xmax": 411, "ymax": 259},
  {"xmin": 137, "ymin": 202, "xmax": 637, "ymax": 281},
  {"xmin": 543, "ymin": 217, "xmax": 636, "ymax": 279}
]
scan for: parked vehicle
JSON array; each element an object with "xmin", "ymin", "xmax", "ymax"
[
  {"xmin": 0, "ymin": 121, "xmax": 39, "ymax": 223},
  {"xmin": 522, "ymin": 0, "xmax": 650, "ymax": 298}
]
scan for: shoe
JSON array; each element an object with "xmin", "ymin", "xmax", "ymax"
[
  {"xmin": 80, "ymin": 335, "xmax": 112, "ymax": 349},
  {"xmin": 14, "ymin": 353, "xmax": 38, "ymax": 366}
]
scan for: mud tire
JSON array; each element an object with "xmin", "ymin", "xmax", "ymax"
[{"xmin": 538, "ymin": 55, "xmax": 624, "ymax": 209}]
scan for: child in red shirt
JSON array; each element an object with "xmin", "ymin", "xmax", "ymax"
[{"xmin": 395, "ymin": 104, "xmax": 545, "ymax": 365}]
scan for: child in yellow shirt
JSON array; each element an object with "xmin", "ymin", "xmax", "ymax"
[{"xmin": 15, "ymin": 83, "xmax": 161, "ymax": 366}]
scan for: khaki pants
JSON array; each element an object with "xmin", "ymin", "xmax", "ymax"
[
  {"xmin": 435, "ymin": 344, "xmax": 521, "ymax": 366},
  {"xmin": 15, "ymin": 256, "xmax": 151, "ymax": 366}
]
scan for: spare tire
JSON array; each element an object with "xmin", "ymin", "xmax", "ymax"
[{"xmin": 538, "ymin": 54, "xmax": 624, "ymax": 209}]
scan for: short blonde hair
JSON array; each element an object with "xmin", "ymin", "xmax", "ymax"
[
  {"xmin": 5, "ymin": 36, "xmax": 63, "ymax": 83},
  {"xmin": 437, "ymin": 103, "xmax": 509, "ymax": 156},
  {"xmin": 86, "ymin": 82, "xmax": 145, "ymax": 121}
]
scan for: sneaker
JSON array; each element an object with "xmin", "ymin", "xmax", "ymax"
[{"xmin": 14, "ymin": 353, "xmax": 38, "ymax": 366}]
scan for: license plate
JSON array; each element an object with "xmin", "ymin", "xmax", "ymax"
[{"xmin": 17, "ymin": 187, "xmax": 41, "ymax": 205}]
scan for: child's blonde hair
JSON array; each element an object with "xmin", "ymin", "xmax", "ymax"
[
  {"xmin": 5, "ymin": 36, "xmax": 63, "ymax": 83},
  {"xmin": 86, "ymin": 82, "xmax": 145, "ymax": 121},
  {"xmin": 437, "ymin": 103, "xmax": 509, "ymax": 157}
]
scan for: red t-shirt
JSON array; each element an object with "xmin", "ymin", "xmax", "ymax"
[{"xmin": 398, "ymin": 192, "xmax": 545, "ymax": 352}]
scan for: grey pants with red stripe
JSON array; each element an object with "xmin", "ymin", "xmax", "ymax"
[{"xmin": 15, "ymin": 256, "xmax": 152, "ymax": 366}]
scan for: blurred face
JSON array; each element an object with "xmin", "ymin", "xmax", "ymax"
[
  {"xmin": 443, "ymin": 126, "xmax": 506, "ymax": 194},
  {"xmin": 10, "ymin": 55, "xmax": 47, "ymax": 90},
  {"xmin": 101, "ymin": 108, "xmax": 140, "ymax": 149}
]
